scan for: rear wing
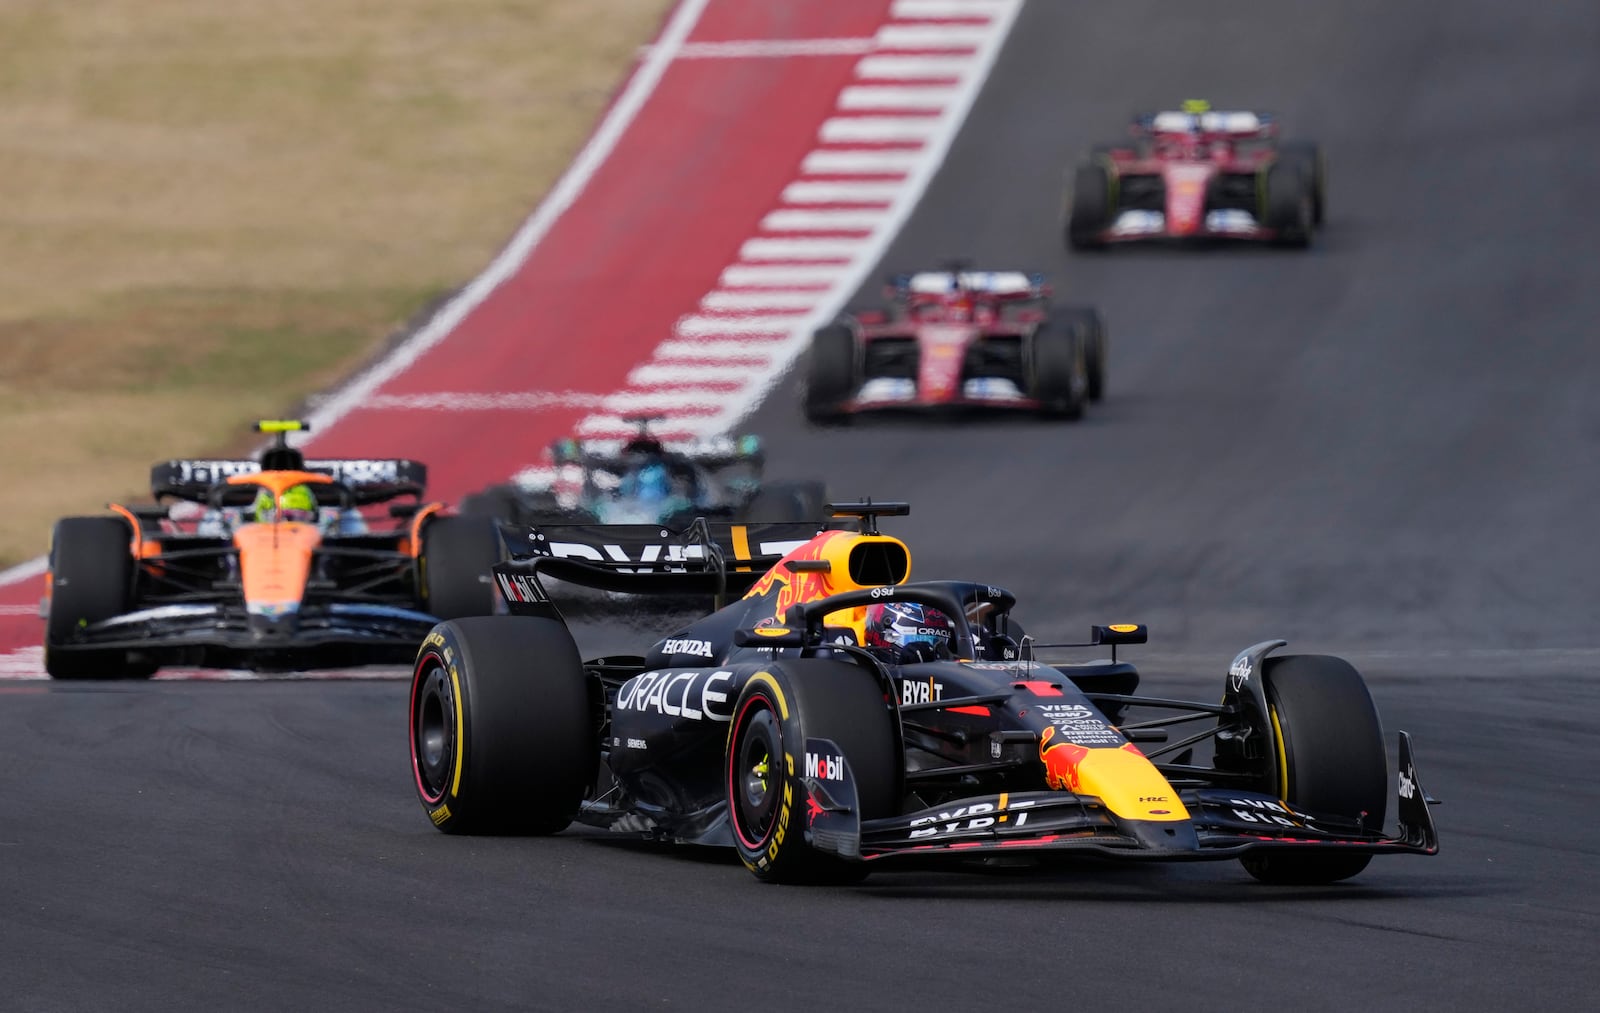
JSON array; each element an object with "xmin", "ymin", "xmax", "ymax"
[
  {"xmin": 150, "ymin": 458, "xmax": 428, "ymax": 505},
  {"xmin": 492, "ymin": 518, "xmax": 823, "ymax": 615}
]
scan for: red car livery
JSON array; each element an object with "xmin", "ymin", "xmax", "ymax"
[
  {"xmin": 1066, "ymin": 104, "xmax": 1326, "ymax": 249},
  {"xmin": 803, "ymin": 270, "xmax": 1107, "ymax": 423}
]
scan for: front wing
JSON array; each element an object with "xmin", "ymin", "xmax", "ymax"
[
  {"xmin": 807, "ymin": 732, "xmax": 1439, "ymax": 865},
  {"xmin": 51, "ymin": 602, "xmax": 437, "ymax": 670}
]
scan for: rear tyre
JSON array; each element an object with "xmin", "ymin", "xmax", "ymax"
[
  {"xmin": 1066, "ymin": 161, "xmax": 1113, "ymax": 250},
  {"xmin": 1278, "ymin": 141, "xmax": 1325, "ymax": 225},
  {"xmin": 1029, "ymin": 314, "xmax": 1090, "ymax": 420},
  {"xmin": 727, "ymin": 660, "xmax": 901, "ymax": 883},
  {"xmin": 45, "ymin": 516, "xmax": 143, "ymax": 680},
  {"xmin": 1240, "ymin": 654, "xmax": 1388, "ymax": 885},
  {"xmin": 457, "ymin": 485, "xmax": 523, "ymax": 525},
  {"xmin": 410, "ymin": 616, "xmax": 594, "ymax": 835},
  {"xmin": 420, "ymin": 516, "xmax": 502, "ymax": 619},
  {"xmin": 1262, "ymin": 161, "xmax": 1314, "ymax": 248},
  {"xmin": 803, "ymin": 324, "xmax": 857, "ymax": 425}
]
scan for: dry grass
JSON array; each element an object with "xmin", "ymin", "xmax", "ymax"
[{"xmin": 0, "ymin": 0, "xmax": 672, "ymax": 566}]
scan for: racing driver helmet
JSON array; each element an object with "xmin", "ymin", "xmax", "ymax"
[
  {"xmin": 864, "ymin": 601, "xmax": 956, "ymax": 663},
  {"xmin": 252, "ymin": 483, "xmax": 319, "ymax": 524}
]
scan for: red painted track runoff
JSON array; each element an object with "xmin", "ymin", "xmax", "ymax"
[
  {"xmin": 1, "ymin": 0, "xmax": 938, "ymax": 666},
  {"xmin": 308, "ymin": 1, "xmax": 893, "ymax": 484}
]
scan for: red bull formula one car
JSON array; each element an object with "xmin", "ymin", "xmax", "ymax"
[
  {"xmin": 803, "ymin": 270, "xmax": 1107, "ymax": 423},
  {"xmin": 1066, "ymin": 102, "xmax": 1325, "ymax": 249},
  {"xmin": 408, "ymin": 502, "xmax": 1438, "ymax": 884},
  {"xmin": 43, "ymin": 421, "xmax": 500, "ymax": 678}
]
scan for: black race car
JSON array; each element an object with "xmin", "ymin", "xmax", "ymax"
[{"xmin": 408, "ymin": 503, "xmax": 1438, "ymax": 884}]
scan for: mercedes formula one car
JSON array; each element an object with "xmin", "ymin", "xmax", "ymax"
[
  {"xmin": 803, "ymin": 270, "xmax": 1107, "ymax": 423},
  {"xmin": 408, "ymin": 502, "xmax": 1438, "ymax": 885},
  {"xmin": 460, "ymin": 416, "xmax": 827, "ymax": 527},
  {"xmin": 1066, "ymin": 101, "xmax": 1325, "ymax": 249},
  {"xmin": 42, "ymin": 421, "xmax": 501, "ymax": 678}
]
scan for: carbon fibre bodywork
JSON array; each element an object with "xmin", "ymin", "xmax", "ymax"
[{"xmin": 416, "ymin": 505, "xmax": 1438, "ymax": 880}]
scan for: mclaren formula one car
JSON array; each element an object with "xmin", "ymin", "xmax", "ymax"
[
  {"xmin": 43, "ymin": 421, "xmax": 501, "ymax": 678},
  {"xmin": 460, "ymin": 415, "xmax": 827, "ymax": 528},
  {"xmin": 1066, "ymin": 100, "xmax": 1325, "ymax": 249},
  {"xmin": 803, "ymin": 270, "xmax": 1107, "ymax": 423},
  {"xmin": 408, "ymin": 502, "xmax": 1438, "ymax": 884}
]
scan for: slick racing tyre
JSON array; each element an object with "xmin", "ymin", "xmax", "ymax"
[
  {"xmin": 410, "ymin": 617, "xmax": 594, "ymax": 835},
  {"xmin": 1240, "ymin": 654, "xmax": 1388, "ymax": 885},
  {"xmin": 419, "ymin": 515, "xmax": 502, "ymax": 619},
  {"xmin": 1028, "ymin": 316, "xmax": 1090, "ymax": 420},
  {"xmin": 1277, "ymin": 141, "xmax": 1325, "ymax": 225},
  {"xmin": 1055, "ymin": 306, "xmax": 1107, "ymax": 402},
  {"xmin": 457, "ymin": 484, "xmax": 524, "ymax": 525},
  {"xmin": 726, "ymin": 660, "xmax": 900, "ymax": 884},
  {"xmin": 1066, "ymin": 161, "xmax": 1113, "ymax": 250},
  {"xmin": 1262, "ymin": 161, "xmax": 1315, "ymax": 248},
  {"xmin": 804, "ymin": 324, "xmax": 857, "ymax": 425},
  {"xmin": 45, "ymin": 516, "xmax": 145, "ymax": 680}
]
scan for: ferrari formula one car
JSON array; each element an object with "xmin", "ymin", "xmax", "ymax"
[
  {"xmin": 460, "ymin": 416, "xmax": 827, "ymax": 527},
  {"xmin": 408, "ymin": 502, "xmax": 1438, "ymax": 885},
  {"xmin": 1066, "ymin": 101, "xmax": 1325, "ymax": 249},
  {"xmin": 803, "ymin": 270, "xmax": 1107, "ymax": 424},
  {"xmin": 42, "ymin": 421, "xmax": 501, "ymax": 678}
]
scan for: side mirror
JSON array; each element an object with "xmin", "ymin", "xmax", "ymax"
[
  {"xmin": 734, "ymin": 625, "xmax": 805, "ymax": 648},
  {"xmin": 1092, "ymin": 623, "xmax": 1148, "ymax": 646}
]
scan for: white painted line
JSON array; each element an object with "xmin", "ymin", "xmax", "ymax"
[
  {"xmin": 800, "ymin": 149, "xmax": 921, "ymax": 174},
  {"xmin": 740, "ymin": 237, "xmax": 866, "ymax": 261},
  {"xmin": 0, "ymin": 647, "xmax": 44, "ymax": 679},
  {"xmin": 701, "ymin": 291, "xmax": 828, "ymax": 312},
  {"xmin": 875, "ymin": 24, "xmax": 991, "ymax": 49},
  {"xmin": 576, "ymin": 415, "xmax": 699, "ymax": 438},
  {"xmin": 295, "ymin": 0, "xmax": 712, "ymax": 441},
  {"xmin": 675, "ymin": 314, "xmax": 804, "ymax": 338},
  {"xmin": 892, "ymin": 0, "xmax": 1009, "ymax": 16},
  {"xmin": 695, "ymin": 0, "xmax": 1025, "ymax": 436},
  {"xmin": 839, "ymin": 85, "xmax": 961, "ymax": 110},
  {"xmin": 601, "ymin": 390, "xmax": 723, "ymax": 413},
  {"xmin": 0, "ymin": 557, "xmax": 46, "ymax": 590},
  {"xmin": 719, "ymin": 263, "xmax": 847, "ymax": 287},
  {"xmin": 670, "ymin": 37, "xmax": 876, "ymax": 59},
  {"xmin": 628, "ymin": 363, "xmax": 758, "ymax": 386},
  {"xmin": 780, "ymin": 180, "xmax": 902, "ymax": 204},
  {"xmin": 761, "ymin": 208, "xmax": 889, "ymax": 232},
  {"xmin": 510, "ymin": 465, "xmax": 557, "ymax": 487},
  {"xmin": 652, "ymin": 339, "xmax": 784, "ymax": 362},
  {"xmin": 855, "ymin": 54, "xmax": 973, "ymax": 80},
  {"xmin": 365, "ymin": 391, "xmax": 606, "ymax": 411},
  {"xmin": 0, "ymin": 605, "xmax": 38, "ymax": 616},
  {"xmin": 820, "ymin": 116, "xmax": 940, "ymax": 143}
]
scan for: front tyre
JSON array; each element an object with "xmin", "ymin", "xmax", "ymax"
[
  {"xmin": 1066, "ymin": 161, "xmax": 1113, "ymax": 250},
  {"xmin": 727, "ymin": 661, "xmax": 901, "ymax": 883},
  {"xmin": 1240, "ymin": 654, "xmax": 1388, "ymax": 885},
  {"xmin": 1262, "ymin": 161, "xmax": 1314, "ymax": 248},
  {"xmin": 45, "ymin": 516, "xmax": 143, "ymax": 680},
  {"xmin": 410, "ymin": 616, "xmax": 594, "ymax": 835}
]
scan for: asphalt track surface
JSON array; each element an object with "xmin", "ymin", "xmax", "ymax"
[{"xmin": 5, "ymin": 2, "xmax": 1599, "ymax": 1009}]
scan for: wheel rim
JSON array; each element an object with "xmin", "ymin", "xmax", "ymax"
[
  {"xmin": 411, "ymin": 655, "xmax": 456, "ymax": 803},
  {"xmin": 729, "ymin": 699, "xmax": 782, "ymax": 850}
]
